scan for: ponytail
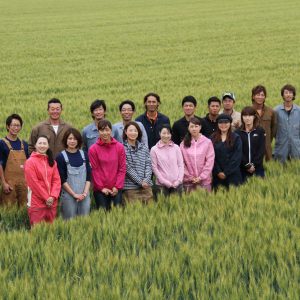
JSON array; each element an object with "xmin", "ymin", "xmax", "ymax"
[{"xmin": 46, "ymin": 148, "xmax": 55, "ymax": 167}]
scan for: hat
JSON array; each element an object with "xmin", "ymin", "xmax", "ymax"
[
  {"xmin": 216, "ymin": 113, "xmax": 232, "ymax": 123},
  {"xmin": 222, "ymin": 92, "xmax": 236, "ymax": 101}
]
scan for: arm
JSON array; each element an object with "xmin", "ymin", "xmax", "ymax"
[
  {"xmin": 253, "ymin": 128, "xmax": 266, "ymax": 168},
  {"xmin": 82, "ymin": 129, "xmax": 88, "ymax": 152},
  {"xmin": 180, "ymin": 143, "xmax": 194, "ymax": 183},
  {"xmin": 0, "ymin": 165, "xmax": 12, "ymax": 193},
  {"xmin": 171, "ymin": 122, "xmax": 181, "ymax": 145},
  {"xmin": 223, "ymin": 135, "xmax": 242, "ymax": 176},
  {"xmin": 139, "ymin": 123, "xmax": 149, "ymax": 148},
  {"xmin": 271, "ymin": 110, "xmax": 277, "ymax": 141},
  {"xmin": 88, "ymin": 147, "xmax": 105, "ymax": 191},
  {"xmin": 199, "ymin": 140, "xmax": 215, "ymax": 181},
  {"xmin": 50, "ymin": 163, "xmax": 62, "ymax": 200},
  {"xmin": 143, "ymin": 147, "xmax": 153, "ymax": 185},
  {"xmin": 174, "ymin": 146, "xmax": 184, "ymax": 185},
  {"xmin": 114, "ymin": 145, "xmax": 126, "ymax": 190},
  {"xmin": 28, "ymin": 127, "xmax": 38, "ymax": 154}
]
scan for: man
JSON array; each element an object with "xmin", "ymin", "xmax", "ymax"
[
  {"xmin": 0, "ymin": 114, "xmax": 29, "ymax": 206},
  {"xmin": 201, "ymin": 96, "xmax": 221, "ymax": 137},
  {"xmin": 274, "ymin": 84, "xmax": 300, "ymax": 163},
  {"xmin": 29, "ymin": 98, "xmax": 71, "ymax": 158},
  {"xmin": 112, "ymin": 100, "xmax": 148, "ymax": 146},
  {"xmin": 220, "ymin": 92, "xmax": 241, "ymax": 130},
  {"xmin": 172, "ymin": 95, "xmax": 201, "ymax": 145},
  {"xmin": 82, "ymin": 99, "xmax": 106, "ymax": 152},
  {"xmin": 252, "ymin": 85, "xmax": 277, "ymax": 161},
  {"xmin": 136, "ymin": 92, "xmax": 170, "ymax": 149}
]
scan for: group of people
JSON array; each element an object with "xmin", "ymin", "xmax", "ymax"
[{"xmin": 0, "ymin": 84, "xmax": 299, "ymax": 227}]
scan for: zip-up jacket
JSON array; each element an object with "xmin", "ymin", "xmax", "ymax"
[{"xmin": 24, "ymin": 152, "xmax": 61, "ymax": 208}]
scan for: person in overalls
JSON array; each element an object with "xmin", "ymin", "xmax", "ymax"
[
  {"xmin": 56, "ymin": 128, "xmax": 91, "ymax": 220},
  {"xmin": 0, "ymin": 114, "xmax": 29, "ymax": 206}
]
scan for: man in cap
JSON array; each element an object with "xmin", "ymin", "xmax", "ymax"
[{"xmin": 220, "ymin": 92, "xmax": 241, "ymax": 130}]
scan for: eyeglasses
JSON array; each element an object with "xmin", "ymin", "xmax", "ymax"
[
  {"xmin": 121, "ymin": 109, "xmax": 133, "ymax": 112},
  {"xmin": 10, "ymin": 124, "xmax": 21, "ymax": 128}
]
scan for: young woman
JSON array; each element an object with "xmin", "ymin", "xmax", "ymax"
[
  {"xmin": 211, "ymin": 114, "xmax": 243, "ymax": 189},
  {"xmin": 88, "ymin": 120, "xmax": 126, "ymax": 211},
  {"xmin": 150, "ymin": 124, "xmax": 184, "ymax": 197},
  {"xmin": 180, "ymin": 117, "xmax": 215, "ymax": 193},
  {"xmin": 122, "ymin": 121, "xmax": 153, "ymax": 203},
  {"xmin": 235, "ymin": 106, "xmax": 266, "ymax": 181},
  {"xmin": 56, "ymin": 128, "xmax": 91, "ymax": 220},
  {"xmin": 24, "ymin": 135, "xmax": 61, "ymax": 226}
]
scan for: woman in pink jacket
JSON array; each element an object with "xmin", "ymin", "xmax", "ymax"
[
  {"xmin": 180, "ymin": 117, "xmax": 215, "ymax": 192},
  {"xmin": 24, "ymin": 135, "xmax": 61, "ymax": 226}
]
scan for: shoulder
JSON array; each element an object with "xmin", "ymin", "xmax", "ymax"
[
  {"xmin": 135, "ymin": 113, "xmax": 146, "ymax": 121},
  {"xmin": 158, "ymin": 112, "xmax": 170, "ymax": 121},
  {"xmin": 31, "ymin": 120, "xmax": 49, "ymax": 131},
  {"xmin": 255, "ymin": 126, "xmax": 265, "ymax": 134}
]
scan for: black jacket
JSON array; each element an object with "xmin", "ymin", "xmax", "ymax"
[{"xmin": 201, "ymin": 114, "xmax": 218, "ymax": 138}]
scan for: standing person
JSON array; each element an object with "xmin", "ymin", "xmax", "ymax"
[
  {"xmin": 123, "ymin": 122, "xmax": 153, "ymax": 203},
  {"xmin": 180, "ymin": 118, "xmax": 215, "ymax": 193},
  {"xmin": 150, "ymin": 124, "xmax": 184, "ymax": 197},
  {"xmin": 211, "ymin": 114, "xmax": 243, "ymax": 189},
  {"xmin": 82, "ymin": 99, "xmax": 106, "ymax": 152},
  {"xmin": 172, "ymin": 95, "xmax": 201, "ymax": 145},
  {"xmin": 201, "ymin": 97, "xmax": 221, "ymax": 138},
  {"xmin": 135, "ymin": 92, "xmax": 170, "ymax": 149},
  {"xmin": 56, "ymin": 128, "xmax": 91, "ymax": 220},
  {"xmin": 24, "ymin": 136, "xmax": 61, "ymax": 226},
  {"xmin": 252, "ymin": 85, "xmax": 277, "ymax": 161},
  {"xmin": 29, "ymin": 98, "xmax": 71, "ymax": 158},
  {"xmin": 112, "ymin": 100, "xmax": 148, "ymax": 146},
  {"xmin": 88, "ymin": 120, "xmax": 126, "ymax": 211},
  {"xmin": 235, "ymin": 107, "xmax": 266, "ymax": 181},
  {"xmin": 274, "ymin": 84, "xmax": 300, "ymax": 163},
  {"xmin": 220, "ymin": 92, "xmax": 241, "ymax": 130},
  {"xmin": 0, "ymin": 114, "xmax": 29, "ymax": 206}
]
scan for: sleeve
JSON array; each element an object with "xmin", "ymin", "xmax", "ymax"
[
  {"xmin": 143, "ymin": 147, "xmax": 153, "ymax": 185},
  {"xmin": 28, "ymin": 127, "xmax": 38, "ymax": 154},
  {"xmin": 88, "ymin": 146, "xmax": 105, "ymax": 191},
  {"xmin": 176, "ymin": 146, "xmax": 184, "ymax": 183},
  {"xmin": 115, "ymin": 144, "xmax": 126, "ymax": 189},
  {"xmin": 23, "ymin": 141, "xmax": 30, "ymax": 159},
  {"xmin": 140, "ymin": 124, "xmax": 149, "ymax": 148},
  {"xmin": 0, "ymin": 141, "xmax": 5, "ymax": 166},
  {"xmin": 125, "ymin": 155, "xmax": 143, "ymax": 186},
  {"xmin": 253, "ymin": 128, "xmax": 266, "ymax": 167},
  {"xmin": 199, "ymin": 140, "xmax": 215, "ymax": 181},
  {"xmin": 55, "ymin": 153, "xmax": 68, "ymax": 184},
  {"xmin": 223, "ymin": 135, "xmax": 242, "ymax": 176},
  {"xmin": 50, "ymin": 162, "xmax": 62, "ymax": 200},
  {"xmin": 82, "ymin": 128, "xmax": 87, "ymax": 152},
  {"xmin": 271, "ymin": 110, "xmax": 277, "ymax": 141},
  {"xmin": 172, "ymin": 122, "xmax": 181, "ymax": 145},
  {"xmin": 84, "ymin": 151, "xmax": 91, "ymax": 182},
  {"xmin": 180, "ymin": 143, "xmax": 194, "ymax": 183}
]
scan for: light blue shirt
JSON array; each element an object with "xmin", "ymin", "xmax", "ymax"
[{"xmin": 82, "ymin": 122, "xmax": 99, "ymax": 152}]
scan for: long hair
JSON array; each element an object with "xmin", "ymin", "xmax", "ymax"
[
  {"xmin": 36, "ymin": 135, "xmax": 55, "ymax": 167},
  {"xmin": 123, "ymin": 121, "xmax": 142, "ymax": 142},
  {"xmin": 240, "ymin": 106, "xmax": 258, "ymax": 130},
  {"xmin": 183, "ymin": 117, "xmax": 202, "ymax": 148},
  {"xmin": 211, "ymin": 125, "xmax": 235, "ymax": 147}
]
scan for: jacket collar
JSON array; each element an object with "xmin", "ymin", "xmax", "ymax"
[
  {"xmin": 157, "ymin": 140, "xmax": 174, "ymax": 148},
  {"xmin": 96, "ymin": 137, "xmax": 117, "ymax": 146}
]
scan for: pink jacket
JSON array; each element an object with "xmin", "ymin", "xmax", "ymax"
[
  {"xmin": 180, "ymin": 135, "xmax": 215, "ymax": 185},
  {"xmin": 88, "ymin": 138, "xmax": 126, "ymax": 191},
  {"xmin": 24, "ymin": 152, "xmax": 61, "ymax": 208},
  {"xmin": 150, "ymin": 140, "xmax": 184, "ymax": 188}
]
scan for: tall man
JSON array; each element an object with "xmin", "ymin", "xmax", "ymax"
[
  {"xmin": 112, "ymin": 100, "xmax": 148, "ymax": 146},
  {"xmin": 220, "ymin": 92, "xmax": 241, "ymax": 130},
  {"xmin": 29, "ymin": 98, "xmax": 71, "ymax": 158},
  {"xmin": 0, "ymin": 114, "xmax": 29, "ymax": 206},
  {"xmin": 136, "ymin": 92, "xmax": 170, "ymax": 149},
  {"xmin": 274, "ymin": 84, "xmax": 300, "ymax": 163}
]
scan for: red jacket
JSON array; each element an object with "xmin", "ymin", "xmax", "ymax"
[
  {"xmin": 24, "ymin": 152, "xmax": 61, "ymax": 208},
  {"xmin": 88, "ymin": 138, "xmax": 126, "ymax": 191}
]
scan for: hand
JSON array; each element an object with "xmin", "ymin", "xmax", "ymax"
[
  {"xmin": 217, "ymin": 172, "xmax": 226, "ymax": 180},
  {"xmin": 101, "ymin": 188, "xmax": 112, "ymax": 196},
  {"xmin": 192, "ymin": 177, "xmax": 201, "ymax": 184},
  {"xmin": 141, "ymin": 181, "xmax": 149, "ymax": 189},
  {"xmin": 46, "ymin": 197, "xmax": 54, "ymax": 207},
  {"xmin": 111, "ymin": 187, "xmax": 118, "ymax": 196},
  {"xmin": 2, "ymin": 182, "xmax": 13, "ymax": 194},
  {"xmin": 233, "ymin": 121, "xmax": 239, "ymax": 129},
  {"xmin": 73, "ymin": 193, "xmax": 85, "ymax": 201},
  {"xmin": 247, "ymin": 165, "xmax": 256, "ymax": 173},
  {"xmin": 172, "ymin": 180, "xmax": 180, "ymax": 188}
]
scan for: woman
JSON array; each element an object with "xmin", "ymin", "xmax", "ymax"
[
  {"xmin": 88, "ymin": 120, "xmax": 126, "ymax": 211},
  {"xmin": 122, "ymin": 121, "xmax": 153, "ymax": 203},
  {"xmin": 150, "ymin": 124, "xmax": 184, "ymax": 197},
  {"xmin": 211, "ymin": 114, "xmax": 243, "ymax": 189},
  {"xmin": 180, "ymin": 117, "xmax": 215, "ymax": 193},
  {"xmin": 56, "ymin": 128, "xmax": 91, "ymax": 220},
  {"xmin": 235, "ymin": 106, "xmax": 266, "ymax": 181},
  {"xmin": 24, "ymin": 135, "xmax": 61, "ymax": 226}
]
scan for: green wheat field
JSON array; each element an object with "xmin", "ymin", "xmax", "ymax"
[{"xmin": 0, "ymin": 0, "xmax": 299, "ymax": 298}]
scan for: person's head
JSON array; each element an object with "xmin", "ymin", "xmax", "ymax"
[
  {"xmin": 207, "ymin": 96, "xmax": 221, "ymax": 116},
  {"xmin": 281, "ymin": 84, "xmax": 296, "ymax": 102},
  {"xmin": 35, "ymin": 135, "xmax": 54, "ymax": 166},
  {"xmin": 183, "ymin": 117, "xmax": 202, "ymax": 148},
  {"xmin": 97, "ymin": 119, "xmax": 112, "ymax": 143},
  {"xmin": 6, "ymin": 114, "xmax": 23, "ymax": 136},
  {"xmin": 252, "ymin": 85, "xmax": 267, "ymax": 104},
  {"xmin": 123, "ymin": 121, "xmax": 142, "ymax": 143},
  {"xmin": 119, "ymin": 100, "xmax": 136, "ymax": 122},
  {"xmin": 62, "ymin": 128, "xmax": 83, "ymax": 150},
  {"xmin": 47, "ymin": 98, "xmax": 62, "ymax": 121},
  {"xmin": 90, "ymin": 99, "xmax": 106, "ymax": 121},
  {"xmin": 222, "ymin": 92, "xmax": 236, "ymax": 111},
  {"xmin": 159, "ymin": 124, "xmax": 172, "ymax": 144},
  {"xmin": 216, "ymin": 113, "xmax": 232, "ymax": 134},
  {"xmin": 182, "ymin": 95, "xmax": 197, "ymax": 117},
  {"xmin": 144, "ymin": 92, "xmax": 160, "ymax": 112},
  {"xmin": 241, "ymin": 106, "xmax": 258, "ymax": 130}
]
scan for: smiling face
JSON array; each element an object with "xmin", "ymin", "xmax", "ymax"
[
  {"xmin": 92, "ymin": 106, "xmax": 105, "ymax": 121},
  {"xmin": 66, "ymin": 133, "xmax": 78, "ymax": 150},
  {"xmin": 35, "ymin": 137, "xmax": 49, "ymax": 154},
  {"xmin": 7, "ymin": 118, "xmax": 22, "ymax": 137},
  {"xmin": 208, "ymin": 101, "xmax": 221, "ymax": 117},
  {"xmin": 282, "ymin": 89, "xmax": 294, "ymax": 103},
  {"xmin": 188, "ymin": 122, "xmax": 201, "ymax": 139},
  {"xmin": 183, "ymin": 102, "xmax": 196, "ymax": 117},
  {"xmin": 252, "ymin": 91, "xmax": 266, "ymax": 105},
  {"xmin": 99, "ymin": 126, "xmax": 112, "ymax": 143},
  {"xmin": 125, "ymin": 124, "xmax": 139, "ymax": 143},
  {"xmin": 160, "ymin": 127, "xmax": 172, "ymax": 144},
  {"xmin": 222, "ymin": 97, "xmax": 234, "ymax": 111},
  {"xmin": 145, "ymin": 95, "xmax": 159, "ymax": 113},
  {"xmin": 48, "ymin": 103, "xmax": 62, "ymax": 121},
  {"xmin": 120, "ymin": 104, "xmax": 134, "ymax": 122},
  {"xmin": 218, "ymin": 121, "xmax": 231, "ymax": 133}
]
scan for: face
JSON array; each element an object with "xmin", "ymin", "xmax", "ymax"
[
  {"xmin": 252, "ymin": 91, "xmax": 266, "ymax": 105},
  {"xmin": 48, "ymin": 103, "xmax": 62, "ymax": 121},
  {"xmin": 120, "ymin": 104, "xmax": 134, "ymax": 122},
  {"xmin": 35, "ymin": 137, "xmax": 49, "ymax": 154},
  {"xmin": 125, "ymin": 125, "xmax": 139, "ymax": 142},
  {"xmin": 242, "ymin": 115, "xmax": 255, "ymax": 127},
  {"xmin": 160, "ymin": 128, "xmax": 172, "ymax": 144},
  {"xmin": 183, "ymin": 102, "xmax": 196, "ymax": 117},
  {"xmin": 92, "ymin": 106, "xmax": 105, "ymax": 121},
  {"xmin": 282, "ymin": 89, "xmax": 294, "ymax": 102},
  {"xmin": 99, "ymin": 126, "xmax": 112, "ymax": 142},
  {"xmin": 7, "ymin": 119, "xmax": 22, "ymax": 136},
  {"xmin": 222, "ymin": 98, "xmax": 234, "ymax": 111},
  {"xmin": 188, "ymin": 122, "xmax": 201, "ymax": 138},
  {"xmin": 66, "ymin": 133, "xmax": 78, "ymax": 150},
  {"xmin": 208, "ymin": 102, "xmax": 221, "ymax": 116},
  {"xmin": 145, "ymin": 96, "xmax": 159, "ymax": 112},
  {"xmin": 218, "ymin": 121, "xmax": 231, "ymax": 133}
]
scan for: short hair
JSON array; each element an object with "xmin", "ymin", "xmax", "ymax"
[
  {"xmin": 143, "ymin": 92, "xmax": 161, "ymax": 104},
  {"xmin": 123, "ymin": 121, "xmax": 143, "ymax": 142},
  {"xmin": 240, "ymin": 106, "xmax": 258, "ymax": 130},
  {"xmin": 48, "ymin": 98, "xmax": 62, "ymax": 109},
  {"xmin": 6, "ymin": 114, "xmax": 23, "ymax": 130},
  {"xmin": 207, "ymin": 96, "xmax": 221, "ymax": 106},
  {"xmin": 97, "ymin": 119, "xmax": 112, "ymax": 131},
  {"xmin": 182, "ymin": 95, "xmax": 197, "ymax": 107},
  {"xmin": 90, "ymin": 99, "xmax": 106, "ymax": 114},
  {"xmin": 281, "ymin": 84, "xmax": 296, "ymax": 100},
  {"xmin": 119, "ymin": 100, "xmax": 135, "ymax": 112},
  {"xmin": 252, "ymin": 85, "xmax": 267, "ymax": 100},
  {"xmin": 159, "ymin": 124, "xmax": 172, "ymax": 134},
  {"xmin": 62, "ymin": 128, "xmax": 83, "ymax": 149}
]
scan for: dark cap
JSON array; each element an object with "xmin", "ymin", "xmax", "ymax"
[
  {"xmin": 217, "ymin": 113, "xmax": 232, "ymax": 123},
  {"xmin": 222, "ymin": 92, "xmax": 236, "ymax": 101}
]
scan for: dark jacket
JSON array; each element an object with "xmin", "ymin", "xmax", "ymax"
[
  {"xmin": 135, "ymin": 112, "xmax": 170, "ymax": 149},
  {"xmin": 201, "ymin": 114, "xmax": 218, "ymax": 138}
]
